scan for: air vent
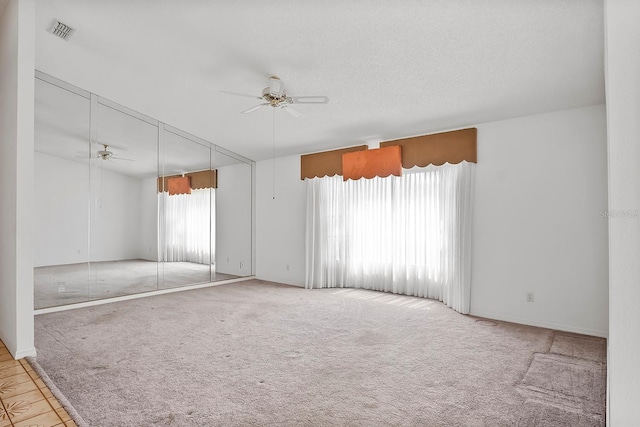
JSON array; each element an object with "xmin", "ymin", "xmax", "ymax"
[{"xmin": 49, "ymin": 21, "xmax": 75, "ymax": 41}]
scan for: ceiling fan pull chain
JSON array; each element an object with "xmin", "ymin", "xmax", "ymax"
[{"xmin": 272, "ymin": 107, "xmax": 276, "ymax": 200}]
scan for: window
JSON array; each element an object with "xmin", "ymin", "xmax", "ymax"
[{"xmin": 305, "ymin": 162, "xmax": 474, "ymax": 313}]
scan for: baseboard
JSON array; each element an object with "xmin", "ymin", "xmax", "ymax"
[
  {"xmin": 35, "ymin": 276, "xmax": 256, "ymax": 315},
  {"xmin": 255, "ymin": 275, "xmax": 304, "ymax": 288},
  {"xmin": 469, "ymin": 309, "xmax": 608, "ymax": 338},
  {"xmin": 14, "ymin": 346, "xmax": 37, "ymax": 359}
]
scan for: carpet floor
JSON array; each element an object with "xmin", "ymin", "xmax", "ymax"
[{"xmin": 33, "ymin": 280, "xmax": 606, "ymax": 426}]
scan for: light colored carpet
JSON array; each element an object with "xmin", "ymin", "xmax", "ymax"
[
  {"xmin": 34, "ymin": 259, "xmax": 240, "ymax": 309},
  {"xmin": 33, "ymin": 280, "xmax": 606, "ymax": 426},
  {"xmin": 26, "ymin": 356, "xmax": 89, "ymax": 427}
]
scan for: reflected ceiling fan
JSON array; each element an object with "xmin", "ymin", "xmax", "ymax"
[
  {"xmin": 95, "ymin": 144, "xmax": 134, "ymax": 162},
  {"xmin": 221, "ymin": 76, "xmax": 329, "ymax": 118}
]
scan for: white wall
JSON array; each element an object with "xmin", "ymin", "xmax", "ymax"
[
  {"xmin": 89, "ymin": 164, "xmax": 144, "ymax": 262},
  {"xmin": 604, "ymin": 0, "xmax": 640, "ymax": 423},
  {"xmin": 216, "ymin": 162, "xmax": 252, "ymax": 276},
  {"xmin": 0, "ymin": 0, "xmax": 35, "ymax": 358},
  {"xmin": 256, "ymin": 105, "xmax": 609, "ymax": 337},
  {"xmin": 256, "ymin": 155, "xmax": 307, "ymax": 286},
  {"xmin": 471, "ymin": 105, "xmax": 608, "ymax": 337},
  {"xmin": 34, "ymin": 152, "xmax": 148, "ymax": 267},
  {"xmin": 138, "ymin": 176, "xmax": 159, "ymax": 261},
  {"xmin": 34, "ymin": 152, "xmax": 89, "ymax": 266}
]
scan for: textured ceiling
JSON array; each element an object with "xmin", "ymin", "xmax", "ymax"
[{"xmin": 34, "ymin": 0, "xmax": 605, "ymax": 161}]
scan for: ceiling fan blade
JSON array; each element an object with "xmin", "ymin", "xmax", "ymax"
[
  {"xmin": 91, "ymin": 141, "xmax": 126, "ymax": 150},
  {"xmin": 289, "ymin": 96, "xmax": 329, "ymax": 104},
  {"xmin": 221, "ymin": 90, "xmax": 263, "ymax": 100},
  {"xmin": 282, "ymin": 105, "xmax": 302, "ymax": 118},
  {"xmin": 111, "ymin": 156, "xmax": 135, "ymax": 161},
  {"xmin": 241, "ymin": 103, "xmax": 269, "ymax": 114}
]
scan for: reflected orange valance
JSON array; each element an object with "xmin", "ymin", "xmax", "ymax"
[
  {"xmin": 380, "ymin": 128, "xmax": 477, "ymax": 168},
  {"xmin": 342, "ymin": 145, "xmax": 402, "ymax": 181},
  {"xmin": 167, "ymin": 176, "xmax": 191, "ymax": 195},
  {"xmin": 158, "ymin": 169, "xmax": 217, "ymax": 193},
  {"xmin": 300, "ymin": 145, "xmax": 368, "ymax": 180}
]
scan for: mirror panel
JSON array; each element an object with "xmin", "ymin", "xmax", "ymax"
[
  {"xmin": 88, "ymin": 100, "xmax": 160, "ymax": 300},
  {"xmin": 158, "ymin": 128, "xmax": 213, "ymax": 289},
  {"xmin": 34, "ymin": 78, "xmax": 91, "ymax": 309},
  {"xmin": 214, "ymin": 148, "xmax": 253, "ymax": 278}
]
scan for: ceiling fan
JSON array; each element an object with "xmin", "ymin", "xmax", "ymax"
[
  {"xmin": 222, "ymin": 76, "xmax": 329, "ymax": 118},
  {"xmin": 95, "ymin": 144, "xmax": 133, "ymax": 161}
]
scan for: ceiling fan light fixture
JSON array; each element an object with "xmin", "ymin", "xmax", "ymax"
[{"xmin": 269, "ymin": 76, "xmax": 284, "ymax": 96}]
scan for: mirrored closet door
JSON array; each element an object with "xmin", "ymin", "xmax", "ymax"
[
  {"xmin": 158, "ymin": 126, "xmax": 214, "ymax": 289},
  {"xmin": 34, "ymin": 76, "xmax": 91, "ymax": 307},
  {"xmin": 88, "ymin": 97, "xmax": 160, "ymax": 300},
  {"xmin": 34, "ymin": 72, "xmax": 254, "ymax": 309}
]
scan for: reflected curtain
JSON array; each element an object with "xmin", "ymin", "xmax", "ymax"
[
  {"xmin": 159, "ymin": 188, "xmax": 215, "ymax": 265},
  {"xmin": 305, "ymin": 161, "xmax": 474, "ymax": 314}
]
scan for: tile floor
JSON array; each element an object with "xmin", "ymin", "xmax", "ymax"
[{"xmin": 0, "ymin": 340, "xmax": 76, "ymax": 427}]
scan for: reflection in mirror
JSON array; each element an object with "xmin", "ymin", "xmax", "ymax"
[
  {"xmin": 158, "ymin": 128, "xmax": 214, "ymax": 288},
  {"xmin": 33, "ymin": 72, "xmax": 255, "ymax": 310},
  {"xmin": 214, "ymin": 148, "xmax": 253, "ymax": 278},
  {"xmin": 88, "ymin": 99, "xmax": 159, "ymax": 300},
  {"xmin": 34, "ymin": 78, "xmax": 91, "ymax": 309}
]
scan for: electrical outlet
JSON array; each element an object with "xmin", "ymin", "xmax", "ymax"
[
  {"xmin": 57, "ymin": 283, "xmax": 66, "ymax": 293},
  {"xmin": 526, "ymin": 292, "xmax": 534, "ymax": 303},
  {"xmin": 240, "ymin": 261, "xmax": 244, "ymax": 269}
]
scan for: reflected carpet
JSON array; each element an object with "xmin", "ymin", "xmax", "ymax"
[{"xmin": 34, "ymin": 259, "xmax": 239, "ymax": 309}]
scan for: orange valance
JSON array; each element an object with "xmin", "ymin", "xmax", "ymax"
[
  {"xmin": 300, "ymin": 145, "xmax": 368, "ymax": 180},
  {"xmin": 158, "ymin": 169, "xmax": 217, "ymax": 193},
  {"xmin": 300, "ymin": 128, "xmax": 477, "ymax": 180},
  {"xmin": 167, "ymin": 176, "xmax": 191, "ymax": 195},
  {"xmin": 342, "ymin": 145, "xmax": 402, "ymax": 181},
  {"xmin": 380, "ymin": 128, "xmax": 477, "ymax": 168}
]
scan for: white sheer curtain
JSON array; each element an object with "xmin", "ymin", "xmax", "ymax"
[
  {"xmin": 159, "ymin": 188, "xmax": 215, "ymax": 265},
  {"xmin": 305, "ymin": 161, "xmax": 474, "ymax": 313}
]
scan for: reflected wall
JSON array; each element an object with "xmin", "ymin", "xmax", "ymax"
[{"xmin": 34, "ymin": 71, "xmax": 254, "ymax": 309}]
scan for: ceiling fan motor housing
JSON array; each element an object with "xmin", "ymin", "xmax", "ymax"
[
  {"xmin": 262, "ymin": 87, "xmax": 288, "ymax": 106},
  {"xmin": 97, "ymin": 144, "xmax": 113, "ymax": 160}
]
